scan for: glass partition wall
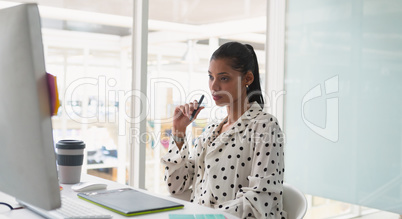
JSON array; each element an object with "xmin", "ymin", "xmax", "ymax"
[{"xmin": 284, "ymin": 0, "xmax": 402, "ymax": 217}]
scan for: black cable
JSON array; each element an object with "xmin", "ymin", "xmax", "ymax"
[{"xmin": 0, "ymin": 202, "xmax": 24, "ymax": 210}]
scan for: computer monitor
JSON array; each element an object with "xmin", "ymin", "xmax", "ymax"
[{"xmin": 0, "ymin": 3, "xmax": 61, "ymax": 210}]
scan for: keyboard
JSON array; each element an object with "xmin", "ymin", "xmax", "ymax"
[{"xmin": 20, "ymin": 195, "xmax": 112, "ymax": 219}]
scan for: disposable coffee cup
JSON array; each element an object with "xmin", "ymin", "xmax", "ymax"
[{"xmin": 56, "ymin": 140, "xmax": 85, "ymax": 184}]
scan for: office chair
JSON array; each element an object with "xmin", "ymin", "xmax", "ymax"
[{"xmin": 283, "ymin": 183, "xmax": 308, "ymax": 219}]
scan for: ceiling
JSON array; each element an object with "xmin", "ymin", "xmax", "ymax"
[
  {"xmin": 0, "ymin": 0, "xmax": 267, "ymax": 44},
  {"xmin": 2, "ymin": 0, "xmax": 266, "ymax": 24},
  {"xmin": 0, "ymin": 0, "xmax": 268, "ymax": 66},
  {"xmin": 148, "ymin": 0, "xmax": 266, "ymax": 25}
]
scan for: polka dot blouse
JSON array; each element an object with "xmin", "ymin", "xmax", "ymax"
[{"xmin": 161, "ymin": 102, "xmax": 287, "ymax": 219}]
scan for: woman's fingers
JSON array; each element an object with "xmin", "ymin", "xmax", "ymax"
[
  {"xmin": 175, "ymin": 100, "xmax": 204, "ymax": 121},
  {"xmin": 189, "ymin": 102, "xmax": 196, "ymax": 117},
  {"xmin": 178, "ymin": 104, "xmax": 192, "ymax": 119},
  {"xmin": 178, "ymin": 105, "xmax": 186, "ymax": 118},
  {"xmin": 173, "ymin": 101, "xmax": 203, "ymax": 132},
  {"xmin": 184, "ymin": 104, "xmax": 190, "ymax": 117},
  {"xmin": 193, "ymin": 100, "xmax": 198, "ymax": 110}
]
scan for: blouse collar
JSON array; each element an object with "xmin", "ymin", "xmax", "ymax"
[
  {"xmin": 205, "ymin": 101, "xmax": 263, "ymax": 155},
  {"xmin": 212, "ymin": 101, "xmax": 263, "ymax": 139}
]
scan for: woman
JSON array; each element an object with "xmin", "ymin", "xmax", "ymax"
[{"xmin": 162, "ymin": 42, "xmax": 286, "ymax": 219}]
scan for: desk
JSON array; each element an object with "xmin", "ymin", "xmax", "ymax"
[{"xmin": 0, "ymin": 174, "xmax": 237, "ymax": 219}]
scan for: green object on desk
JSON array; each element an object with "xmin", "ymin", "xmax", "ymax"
[
  {"xmin": 78, "ymin": 188, "xmax": 184, "ymax": 216},
  {"xmin": 169, "ymin": 214, "xmax": 226, "ymax": 219}
]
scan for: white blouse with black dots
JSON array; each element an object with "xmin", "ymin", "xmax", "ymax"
[{"xmin": 161, "ymin": 102, "xmax": 287, "ymax": 219}]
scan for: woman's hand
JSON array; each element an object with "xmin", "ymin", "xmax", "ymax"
[{"xmin": 172, "ymin": 100, "xmax": 205, "ymax": 141}]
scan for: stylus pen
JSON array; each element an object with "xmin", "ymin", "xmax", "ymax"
[{"xmin": 189, "ymin": 95, "xmax": 204, "ymax": 121}]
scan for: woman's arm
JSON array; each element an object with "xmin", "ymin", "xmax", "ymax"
[
  {"xmin": 172, "ymin": 100, "xmax": 204, "ymax": 150},
  {"xmin": 162, "ymin": 100, "xmax": 205, "ymax": 194},
  {"xmin": 161, "ymin": 136, "xmax": 196, "ymax": 195}
]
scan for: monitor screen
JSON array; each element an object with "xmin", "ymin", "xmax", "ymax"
[{"xmin": 0, "ymin": 3, "xmax": 61, "ymax": 210}]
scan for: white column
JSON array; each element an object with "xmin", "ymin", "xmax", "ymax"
[
  {"xmin": 129, "ymin": 0, "xmax": 148, "ymax": 189},
  {"xmin": 117, "ymin": 43, "xmax": 129, "ymax": 184},
  {"xmin": 265, "ymin": 0, "xmax": 286, "ymax": 128}
]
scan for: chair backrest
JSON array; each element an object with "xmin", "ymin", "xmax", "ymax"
[{"xmin": 283, "ymin": 183, "xmax": 308, "ymax": 219}]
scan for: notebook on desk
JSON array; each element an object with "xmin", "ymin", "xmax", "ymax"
[{"xmin": 77, "ymin": 188, "xmax": 184, "ymax": 216}]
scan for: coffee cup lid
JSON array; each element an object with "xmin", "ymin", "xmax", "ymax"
[{"xmin": 56, "ymin": 140, "xmax": 85, "ymax": 149}]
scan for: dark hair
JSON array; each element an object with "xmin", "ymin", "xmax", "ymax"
[{"xmin": 210, "ymin": 42, "xmax": 264, "ymax": 109}]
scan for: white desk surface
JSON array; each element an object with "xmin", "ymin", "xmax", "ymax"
[{"xmin": 0, "ymin": 174, "xmax": 238, "ymax": 219}]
